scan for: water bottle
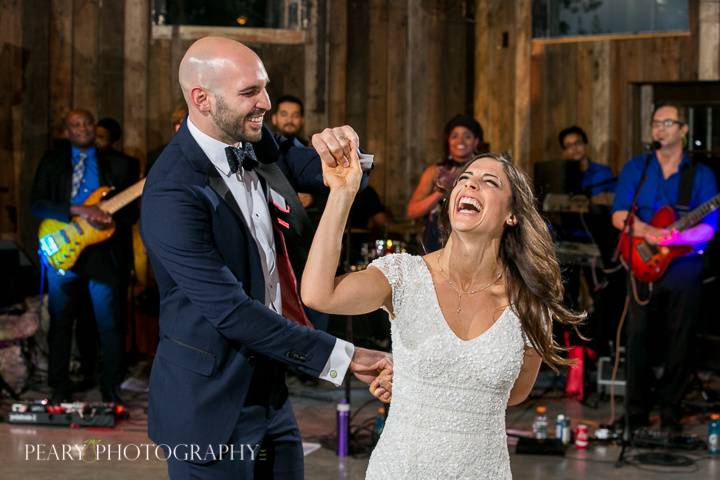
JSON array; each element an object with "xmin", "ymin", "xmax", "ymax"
[
  {"xmin": 555, "ymin": 414, "xmax": 565, "ymax": 440},
  {"xmin": 532, "ymin": 406, "xmax": 548, "ymax": 440},
  {"xmin": 337, "ymin": 400, "xmax": 350, "ymax": 457},
  {"xmin": 709, "ymin": 413, "xmax": 720, "ymax": 456},
  {"xmin": 372, "ymin": 406, "xmax": 386, "ymax": 447}
]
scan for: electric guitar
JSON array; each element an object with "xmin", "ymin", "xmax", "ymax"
[
  {"xmin": 619, "ymin": 192, "xmax": 720, "ymax": 283},
  {"xmin": 38, "ymin": 179, "xmax": 146, "ymax": 273}
]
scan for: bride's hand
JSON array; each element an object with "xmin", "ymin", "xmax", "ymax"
[
  {"xmin": 370, "ymin": 367, "xmax": 393, "ymax": 404},
  {"xmin": 320, "ymin": 143, "xmax": 362, "ymax": 194}
]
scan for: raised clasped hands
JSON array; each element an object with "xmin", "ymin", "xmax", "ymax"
[
  {"xmin": 311, "ymin": 126, "xmax": 363, "ymax": 193},
  {"xmin": 350, "ymin": 347, "xmax": 393, "ymax": 404}
]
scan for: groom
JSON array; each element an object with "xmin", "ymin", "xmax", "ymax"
[{"xmin": 141, "ymin": 36, "xmax": 390, "ymax": 479}]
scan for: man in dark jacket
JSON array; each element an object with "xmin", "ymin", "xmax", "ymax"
[{"xmin": 31, "ymin": 109, "xmax": 139, "ymax": 404}]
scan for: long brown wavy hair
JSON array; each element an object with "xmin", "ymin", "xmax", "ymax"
[{"xmin": 439, "ymin": 152, "xmax": 585, "ymax": 369}]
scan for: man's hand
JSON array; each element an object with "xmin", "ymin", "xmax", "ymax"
[
  {"xmin": 349, "ymin": 347, "xmax": 392, "ymax": 385},
  {"xmin": 311, "ymin": 126, "xmax": 360, "ymax": 168},
  {"xmin": 71, "ymin": 205, "xmax": 114, "ymax": 229},
  {"xmin": 643, "ymin": 226, "xmax": 670, "ymax": 245}
]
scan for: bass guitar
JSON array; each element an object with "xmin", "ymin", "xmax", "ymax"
[
  {"xmin": 38, "ymin": 179, "xmax": 145, "ymax": 273},
  {"xmin": 619, "ymin": 192, "xmax": 720, "ymax": 283}
]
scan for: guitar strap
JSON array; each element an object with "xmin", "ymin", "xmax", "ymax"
[{"xmin": 676, "ymin": 160, "xmax": 696, "ymax": 217}]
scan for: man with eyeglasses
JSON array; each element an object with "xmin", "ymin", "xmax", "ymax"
[
  {"xmin": 611, "ymin": 103, "xmax": 718, "ymax": 433},
  {"xmin": 559, "ymin": 125, "xmax": 615, "ymax": 201}
]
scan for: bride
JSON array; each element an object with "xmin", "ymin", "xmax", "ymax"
[{"xmin": 301, "ymin": 142, "xmax": 583, "ymax": 479}]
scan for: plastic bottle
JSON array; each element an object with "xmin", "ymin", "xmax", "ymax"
[
  {"xmin": 555, "ymin": 414, "xmax": 565, "ymax": 440},
  {"xmin": 372, "ymin": 406, "xmax": 386, "ymax": 447},
  {"xmin": 709, "ymin": 413, "xmax": 720, "ymax": 456},
  {"xmin": 337, "ymin": 400, "xmax": 350, "ymax": 457},
  {"xmin": 532, "ymin": 406, "xmax": 548, "ymax": 440}
]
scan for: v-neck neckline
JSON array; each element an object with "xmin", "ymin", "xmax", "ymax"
[{"xmin": 418, "ymin": 256, "xmax": 509, "ymax": 343}]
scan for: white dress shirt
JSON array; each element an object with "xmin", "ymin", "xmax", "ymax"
[{"xmin": 187, "ymin": 118, "xmax": 353, "ymax": 386}]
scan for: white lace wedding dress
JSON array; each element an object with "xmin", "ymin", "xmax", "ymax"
[{"xmin": 365, "ymin": 253, "xmax": 531, "ymax": 480}]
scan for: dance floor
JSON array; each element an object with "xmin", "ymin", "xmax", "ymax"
[{"xmin": 1, "ymin": 367, "xmax": 718, "ymax": 479}]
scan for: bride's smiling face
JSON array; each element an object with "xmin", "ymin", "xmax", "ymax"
[{"xmin": 448, "ymin": 157, "xmax": 515, "ymax": 237}]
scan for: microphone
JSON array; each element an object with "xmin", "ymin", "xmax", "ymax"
[{"xmin": 645, "ymin": 141, "xmax": 662, "ymax": 151}]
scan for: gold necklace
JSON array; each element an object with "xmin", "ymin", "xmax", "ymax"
[{"xmin": 436, "ymin": 256, "xmax": 503, "ymax": 314}]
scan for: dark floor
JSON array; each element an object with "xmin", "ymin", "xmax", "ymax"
[{"xmin": 1, "ymin": 366, "xmax": 719, "ymax": 479}]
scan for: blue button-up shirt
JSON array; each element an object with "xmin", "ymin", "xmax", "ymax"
[
  {"xmin": 582, "ymin": 161, "xmax": 615, "ymax": 196},
  {"xmin": 70, "ymin": 145, "xmax": 100, "ymax": 205},
  {"xmin": 612, "ymin": 151, "xmax": 718, "ymax": 250}
]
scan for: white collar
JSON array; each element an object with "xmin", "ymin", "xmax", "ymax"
[{"xmin": 186, "ymin": 117, "xmax": 243, "ymax": 177}]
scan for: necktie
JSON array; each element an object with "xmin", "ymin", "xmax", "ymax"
[
  {"xmin": 273, "ymin": 220, "xmax": 313, "ymax": 329},
  {"xmin": 225, "ymin": 143, "xmax": 258, "ymax": 174},
  {"xmin": 71, "ymin": 152, "xmax": 86, "ymax": 199}
]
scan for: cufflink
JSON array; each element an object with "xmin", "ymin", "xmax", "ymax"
[{"xmin": 329, "ymin": 370, "xmax": 337, "ymax": 379}]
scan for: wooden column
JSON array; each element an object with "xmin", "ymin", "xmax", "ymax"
[
  {"xmin": 513, "ymin": 0, "xmax": 532, "ymax": 173},
  {"xmin": 0, "ymin": 0, "xmax": 23, "ymax": 237},
  {"xmin": 49, "ymin": 0, "xmax": 73, "ymax": 136},
  {"xmin": 19, "ymin": 0, "xmax": 51, "ymax": 248},
  {"xmin": 123, "ymin": 0, "xmax": 149, "ymax": 163},
  {"xmin": 304, "ymin": 0, "xmax": 328, "ymax": 134},
  {"xmin": 72, "ymin": 0, "xmax": 98, "ymax": 114},
  {"xmin": 698, "ymin": 0, "xmax": 720, "ymax": 80},
  {"xmin": 384, "ymin": 0, "xmax": 410, "ymax": 217},
  {"xmin": 327, "ymin": 0, "xmax": 347, "ymax": 126},
  {"xmin": 97, "ymin": 0, "xmax": 126, "ymax": 121}
]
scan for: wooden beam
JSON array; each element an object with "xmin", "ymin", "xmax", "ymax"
[
  {"xmin": 366, "ymin": 0, "xmax": 388, "ymax": 203},
  {"xmin": 20, "ymin": 0, "xmax": 51, "ymax": 249},
  {"xmin": 384, "ymin": 0, "xmax": 409, "ymax": 219},
  {"xmin": 513, "ymin": 0, "xmax": 532, "ymax": 174},
  {"xmin": 49, "ymin": 0, "xmax": 73, "ymax": 136},
  {"xmin": 97, "ymin": 0, "xmax": 125, "ymax": 121},
  {"xmin": 0, "ymin": 0, "xmax": 23, "ymax": 236},
  {"xmin": 698, "ymin": 0, "xmax": 720, "ymax": 80},
  {"xmin": 532, "ymin": 30, "xmax": 690, "ymax": 46},
  {"xmin": 72, "ymin": 0, "xmax": 98, "ymax": 114},
  {"xmin": 327, "ymin": 0, "xmax": 347, "ymax": 126},
  {"xmin": 123, "ymin": 0, "xmax": 150, "ymax": 162},
  {"xmin": 308, "ymin": 0, "xmax": 329, "ymax": 133},
  {"xmin": 590, "ymin": 41, "xmax": 611, "ymax": 166},
  {"xmin": 151, "ymin": 25, "xmax": 307, "ymax": 45}
]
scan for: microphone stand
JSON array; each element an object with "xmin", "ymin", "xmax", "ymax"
[{"xmin": 614, "ymin": 146, "xmax": 653, "ymax": 467}]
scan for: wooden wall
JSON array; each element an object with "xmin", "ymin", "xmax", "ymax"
[
  {"xmin": 348, "ymin": 0, "xmax": 473, "ymax": 218},
  {"xmin": 477, "ymin": 0, "xmax": 720, "ymax": 177},
  {"xmin": 2, "ymin": 0, "xmax": 473, "ymax": 254}
]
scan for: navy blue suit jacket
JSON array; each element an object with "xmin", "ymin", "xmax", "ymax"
[{"xmin": 141, "ymin": 122, "xmax": 340, "ymax": 452}]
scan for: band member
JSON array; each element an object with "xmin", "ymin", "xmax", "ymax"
[
  {"xmin": 31, "ymin": 109, "xmax": 139, "ymax": 404},
  {"xmin": 559, "ymin": 125, "xmax": 615, "ymax": 201},
  {"xmin": 611, "ymin": 103, "xmax": 718, "ymax": 432}
]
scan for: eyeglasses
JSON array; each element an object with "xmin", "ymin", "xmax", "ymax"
[
  {"xmin": 651, "ymin": 119, "xmax": 684, "ymax": 129},
  {"xmin": 562, "ymin": 139, "xmax": 585, "ymax": 149}
]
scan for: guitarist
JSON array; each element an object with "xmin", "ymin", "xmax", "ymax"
[
  {"xmin": 611, "ymin": 103, "xmax": 718, "ymax": 432},
  {"xmin": 30, "ymin": 109, "xmax": 140, "ymax": 404}
]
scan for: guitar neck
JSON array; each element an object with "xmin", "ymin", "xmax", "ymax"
[
  {"xmin": 100, "ymin": 178, "xmax": 146, "ymax": 214},
  {"xmin": 670, "ymin": 192, "xmax": 720, "ymax": 231}
]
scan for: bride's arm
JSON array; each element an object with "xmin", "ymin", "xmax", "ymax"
[
  {"xmin": 300, "ymin": 142, "xmax": 392, "ymax": 316},
  {"xmin": 507, "ymin": 349, "xmax": 542, "ymax": 406}
]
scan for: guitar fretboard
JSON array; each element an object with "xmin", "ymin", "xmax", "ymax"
[
  {"xmin": 670, "ymin": 192, "xmax": 720, "ymax": 231},
  {"xmin": 99, "ymin": 178, "xmax": 146, "ymax": 214}
]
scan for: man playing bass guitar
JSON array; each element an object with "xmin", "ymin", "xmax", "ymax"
[{"xmin": 611, "ymin": 103, "xmax": 718, "ymax": 433}]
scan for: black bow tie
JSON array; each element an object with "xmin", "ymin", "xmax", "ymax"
[{"xmin": 225, "ymin": 143, "xmax": 258, "ymax": 174}]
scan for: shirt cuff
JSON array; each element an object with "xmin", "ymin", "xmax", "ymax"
[
  {"xmin": 359, "ymin": 152, "xmax": 374, "ymax": 172},
  {"xmin": 318, "ymin": 338, "xmax": 355, "ymax": 387}
]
